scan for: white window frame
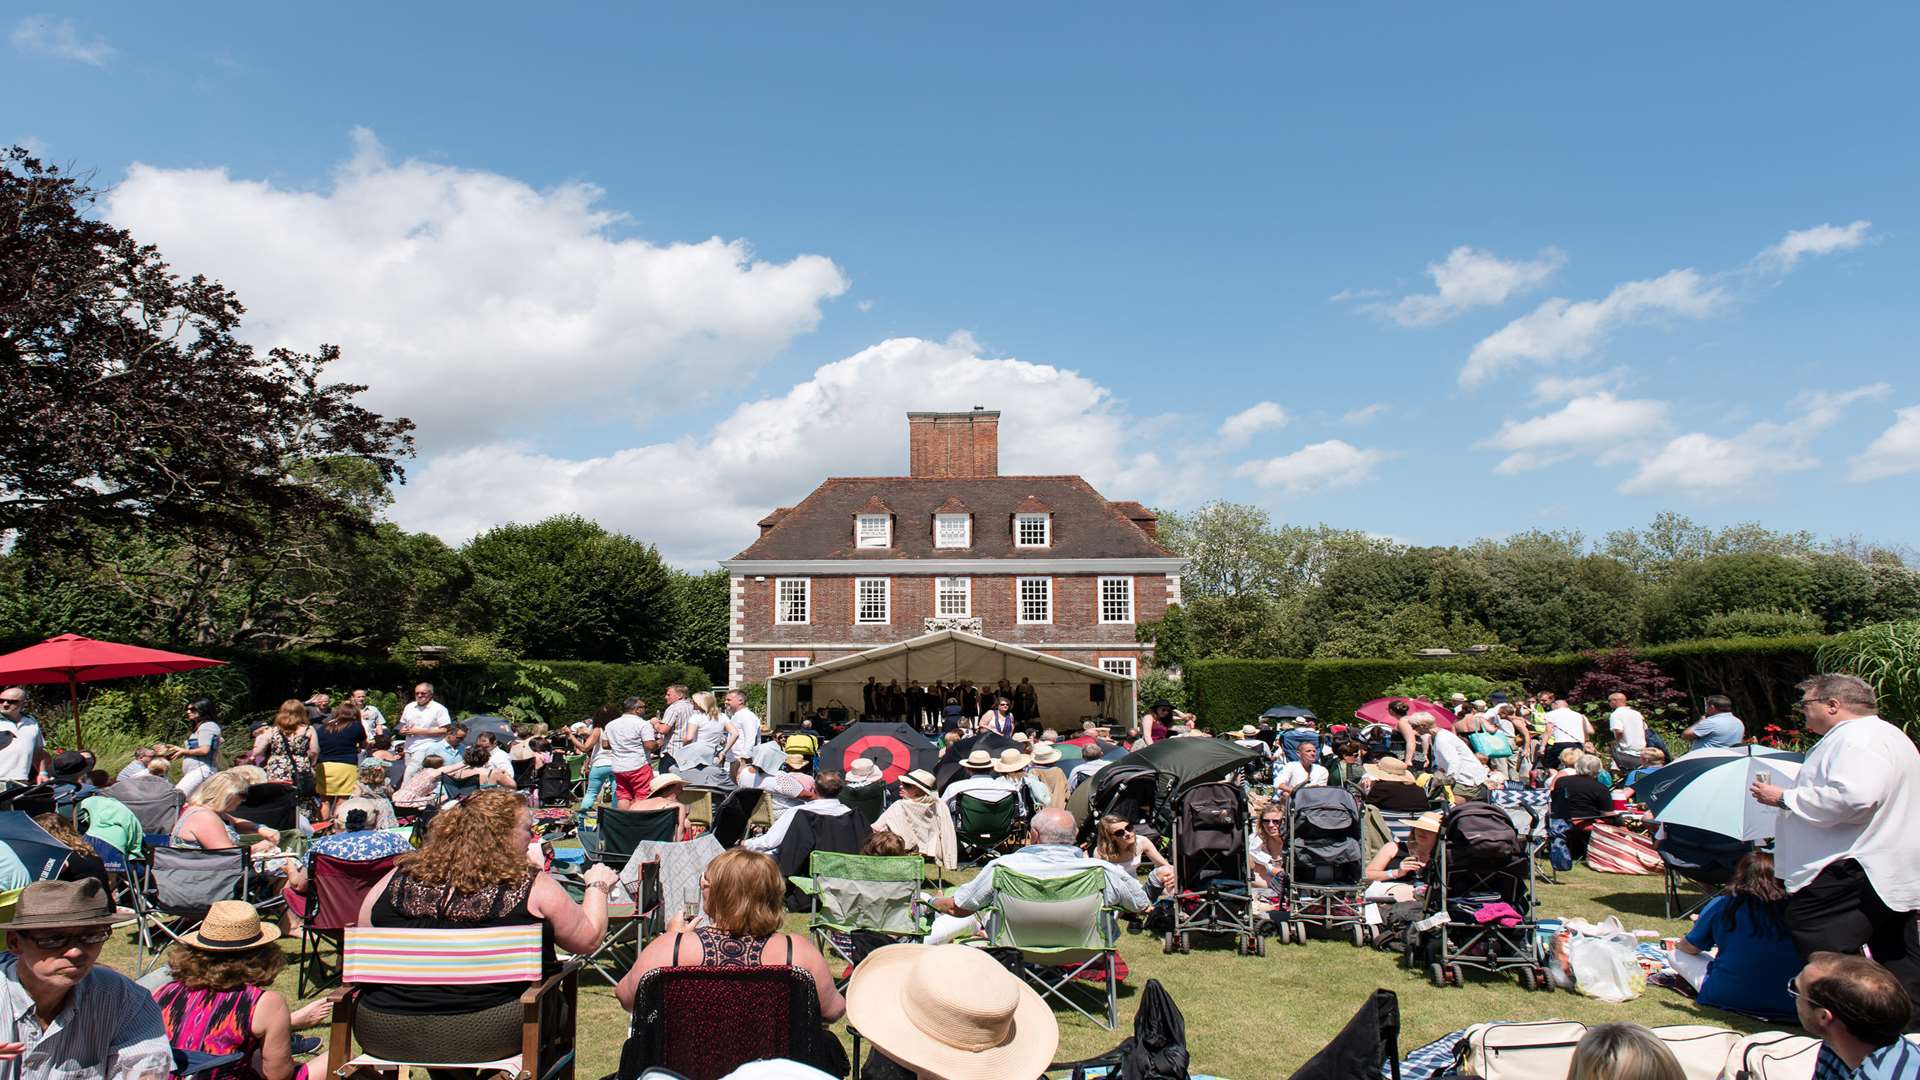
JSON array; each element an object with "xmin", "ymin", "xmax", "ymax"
[
  {"xmin": 1017, "ymin": 576, "xmax": 1052, "ymax": 624},
  {"xmin": 775, "ymin": 578, "xmax": 810, "ymax": 624},
  {"xmin": 773, "ymin": 657, "xmax": 811, "ymax": 675},
  {"xmin": 855, "ymin": 514, "xmax": 891, "ymax": 549},
  {"xmin": 855, "ymin": 577, "xmax": 891, "ymax": 624},
  {"xmin": 1014, "ymin": 512, "xmax": 1051, "ymax": 548},
  {"xmin": 1098, "ymin": 575, "xmax": 1135, "ymax": 624},
  {"xmin": 935, "ymin": 576, "xmax": 972, "ymax": 617},
  {"xmin": 934, "ymin": 513, "xmax": 971, "ymax": 549},
  {"xmin": 1099, "ymin": 657, "xmax": 1137, "ymax": 679}
]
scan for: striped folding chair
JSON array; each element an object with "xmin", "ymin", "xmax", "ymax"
[{"xmin": 328, "ymin": 924, "xmax": 580, "ymax": 1080}]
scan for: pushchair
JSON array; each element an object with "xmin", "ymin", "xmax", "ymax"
[
  {"xmin": 1160, "ymin": 781, "xmax": 1262, "ymax": 956},
  {"xmin": 1410, "ymin": 801, "xmax": 1549, "ymax": 990},
  {"xmin": 1276, "ymin": 786, "xmax": 1371, "ymax": 947}
]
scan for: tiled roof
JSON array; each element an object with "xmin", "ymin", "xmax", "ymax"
[{"xmin": 730, "ymin": 476, "xmax": 1175, "ymax": 561}]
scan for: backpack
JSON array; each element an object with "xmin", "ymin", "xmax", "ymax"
[
  {"xmin": 1442, "ymin": 802, "xmax": 1525, "ymax": 869},
  {"xmin": 1059, "ymin": 978, "xmax": 1190, "ymax": 1080},
  {"xmin": 536, "ymin": 757, "xmax": 573, "ymax": 806}
]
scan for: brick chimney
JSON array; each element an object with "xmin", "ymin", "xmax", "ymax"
[{"xmin": 907, "ymin": 409, "xmax": 999, "ymax": 477}]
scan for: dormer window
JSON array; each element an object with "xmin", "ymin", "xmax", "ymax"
[
  {"xmin": 1014, "ymin": 512, "xmax": 1051, "ymax": 548},
  {"xmin": 856, "ymin": 513, "xmax": 891, "ymax": 549},
  {"xmin": 935, "ymin": 513, "xmax": 971, "ymax": 549}
]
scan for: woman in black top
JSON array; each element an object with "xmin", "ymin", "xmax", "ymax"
[
  {"xmin": 314, "ymin": 702, "xmax": 368, "ymax": 826},
  {"xmin": 1549, "ymin": 753, "xmax": 1615, "ymax": 862}
]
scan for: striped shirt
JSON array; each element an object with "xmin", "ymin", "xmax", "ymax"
[
  {"xmin": 0, "ymin": 954, "xmax": 173, "ymax": 1078},
  {"xmin": 1817, "ymin": 1039, "xmax": 1920, "ymax": 1080}
]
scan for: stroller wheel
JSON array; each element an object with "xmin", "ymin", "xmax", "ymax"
[
  {"xmin": 1350, "ymin": 924, "xmax": 1365, "ymax": 948},
  {"xmin": 1162, "ymin": 932, "xmax": 1177, "ymax": 955},
  {"xmin": 1254, "ymin": 933, "xmax": 1266, "ymax": 957},
  {"xmin": 1534, "ymin": 967, "xmax": 1552, "ymax": 992},
  {"xmin": 1444, "ymin": 963, "xmax": 1462, "ymax": 987},
  {"xmin": 1428, "ymin": 962, "xmax": 1447, "ymax": 988},
  {"xmin": 1517, "ymin": 968, "xmax": 1535, "ymax": 991}
]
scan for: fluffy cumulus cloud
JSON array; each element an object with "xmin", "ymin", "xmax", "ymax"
[
  {"xmin": 102, "ymin": 129, "xmax": 849, "ymax": 449},
  {"xmin": 390, "ymin": 335, "xmax": 1207, "ymax": 565},
  {"xmin": 1374, "ymin": 246, "xmax": 1564, "ymax": 327},
  {"xmin": 1619, "ymin": 384, "xmax": 1888, "ymax": 497},
  {"xmin": 1232, "ymin": 440, "xmax": 1393, "ymax": 494},
  {"xmin": 10, "ymin": 16, "xmax": 112, "ymax": 65},
  {"xmin": 1851, "ymin": 405, "xmax": 1920, "ymax": 482},
  {"xmin": 1481, "ymin": 392, "xmax": 1670, "ymax": 474},
  {"xmin": 1530, "ymin": 368, "xmax": 1628, "ymax": 404},
  {"xmin": 1220, "ymin": 401, "xmax": 1290, "ymax": 445},
  {"xmin": 1758, "ymin": 221, "xmax": 1873, "ymax": 272},
  {"xmin": 1462, "ymin": 269, "xmax": 1721, "ymax": 386}
]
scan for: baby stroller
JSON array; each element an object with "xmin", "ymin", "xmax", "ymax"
[
  {"xmin": 1411, "ymin": 801, "xmax": 1548, "ymax": 990},
  {"xmin": 1160, "ymin": 781, "xmax": 1262, "ymax": 956},
  {"xmin": 1276, "ymin": 786, "xmax": 1371, "ymax": 947}
]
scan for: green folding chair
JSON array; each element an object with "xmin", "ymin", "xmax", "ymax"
[
  {"xmin": 953, "ymin": 793, "xmax": 1020, "ymax": 865},
  {"xmin": 977, "ymin": 866, "xmax": 1120, "ymax": 1029},
  {"xmin": 788, "ymin": 851, "xmax": 928, "ymax": 983}
]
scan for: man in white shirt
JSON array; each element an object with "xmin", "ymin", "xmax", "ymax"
[
  {"xmin": 745, "ymin": 770, "xmax": 852, "ymax": 857},
  {"xmin": 352, "ymin": 688, "xmax": 387, "ymax": 741},
  {"xmin": 1753, "ymin": 673, "xmax": 1920, "ymax": 1025},
  {"xmin": 927, "ymin": 808, "xmax": 1149, "ymax": 943},
  {"xmin": 720, "ymin": 690, "xmax": 761, "ymax": 764},
  {"xmin": 945, "ymin": 749, "xmax": 1048, "ymax": 811},
  {"xmin": 1542, "ymin": 699, "xmax": 1591, "ymax": 769},
  {"xmin": 1606, "ymin": 692, "xmax": 1648, "ymax": 773},
  {"xmin": 1274, "ymin": 742, "xmax": 1328, "ymax": 795},
  {"xmin": 0, "ymin": 688, "xmax": 47, "ymax": 786},
  {"xmin": 602, "ymin": 696, "xmax": 659, "ymax": 808},
  {"xmin": 398, "ymin": 682, "xmax": 453, "ymax": 771},
  {"xmin": 1429, "ymin": 715, "xmax": 1496, "ymax": 801}
]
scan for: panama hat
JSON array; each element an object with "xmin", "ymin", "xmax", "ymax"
[
  {"xmin": 783, "ymin": 753, "xmax": 809, "ymax": 770},
  {"xmin": 4, "ymin": 879, "xmax": 135, "ymax": 930},
  {"xmin": 846, "ymin": 943, "xmax": 1058, "ymax": 1080},
  {"xmin": 1237, "ymin": 724, "xmax": 1260, "ymax": 738},
  {"xmin": 962, "ymin": 750, "xmax": 996, "ymax": 771},
  {"xmin": 649, "ymin": 772, "xmax": 687, "ymax": 794},
  {"xmin": 178, "ymin": 900, "xmax": 282, "ymax": 951},
  {"xmin": 1410, "ymin": 812, "xmax": 1444, "ymax": 834},
  {"xmin": 845, "ymin": 757, "xmax": 885, "ymax": 784},
  {"xmin": 1448, "ymin": 693, "xmax": 1468, "ymax": 703},
  {"xmin": 1364, "ymin": 757, "xmax": 1413, "ymax": 782},
  {"xmin": 899, "ymin": 768, "xmax": 938, "ymax": 794},
  {"xmin": 1029, "ymin": 743, "xmax": 1060, "ymax": 766},
  {"xmin": 991, "ymin": 747, "xmax": 1032, "ymax": 774}
]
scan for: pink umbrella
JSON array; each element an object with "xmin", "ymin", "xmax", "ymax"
[
  {"xmin": 0, "ymin": 634, "xmax": 225, "ymax": 750},
  {"xmin": 1353, "ymin": 696, "xmax": 1455, "ymax": 731}
]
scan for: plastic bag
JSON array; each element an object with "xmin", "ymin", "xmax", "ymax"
[{"xmin": 1568, "ymin": 930, "xmax": 1646, "ymax": 1002}]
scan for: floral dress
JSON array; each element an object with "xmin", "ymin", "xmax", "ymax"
[{"xmin": 262, "ymin": 727, "xmax": 315, "ymax": 786}]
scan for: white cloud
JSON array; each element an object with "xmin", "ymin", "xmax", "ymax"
[
  {"xmin": 1342, "ymin": 403, "xmax": 1391, "ymax": 426},
  {"xmin": 1619, "ymin": 383, "xmax": 1887, "ymax": 496},
  {"xmin": 1329, "ymin": 287, "xmax": 1386, "ymax": 303},
  {"xmin": 1758, "ymin": 220, "xmax": 1872, "ymax": 271},
  {"xmin": 1462, "ymin": 268, "xmax": 1721, "ymax": 386},
  {"xmin": 1232, "ymin": 440, "xmax": 1393, "ymax": 494},
  {"xmin": 10, "ymin": 16, "xmax": 112, "ymax": 65},
  {"xmin": 101, "ymin": 129, "xmax": 849, "ymax": 450},
  {"xmin": 1851, "ymin": 405, "xmax": 1920, "ymax": 482},
  {"xmin": 1531, "ymin": 368, "xmax": 1629, "ymax": 404},
  {"xmin": 1376, "ymin": 246, "xmax": 1564, "ymax": 327},
  {"xmin": 1481, "ymin": 393, "xmax": 1670, "ymax": 474},
  {"xmin": 389, "ymin": 336, "xmax": 1205, "ymax": 565},
  {"xmin": 855, "ymin": 299, "xmax": 875, "ymax": 312},
  {"xmin": 1220, "ymin": 401, "xmax": 1290, "ymax": 445}
]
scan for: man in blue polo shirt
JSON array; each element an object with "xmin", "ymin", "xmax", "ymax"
[{"xmin": 1683, "ymin": 694, "xmax": 1747, "ymax": 752}]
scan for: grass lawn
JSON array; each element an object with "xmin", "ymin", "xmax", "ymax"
[{"xmin": 97, "ymin": 865, "xmax": 1782, "ymax": 1079}]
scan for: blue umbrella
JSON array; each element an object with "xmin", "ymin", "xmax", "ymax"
[
  {"xmin": 1639, "ymin": 745, "xmax": 1804, "ymax": 842},
  {"xmin": 0, "ymin": 810, "xmax": 72, "ymax": 881}
]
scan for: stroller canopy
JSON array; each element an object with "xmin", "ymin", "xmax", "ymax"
[{"xmin": 1070, "ymin": 738, "xmax": 1263, "ymax": 833}]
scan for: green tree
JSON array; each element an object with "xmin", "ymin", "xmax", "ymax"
[
  {"xmin": 1469, "ymin": 534, "xmax": 1641, "ymax": 653},
  {"xmin": 1641, "ymin": 553, "xmax": 1817, "ymax": 642},
  {"xmin": 462, "ymin": 515, "xmax": 672, "ymax": 661},
  {"xmin": 663, "ymin": 569, "xmax": 730, "ymax": 685}
]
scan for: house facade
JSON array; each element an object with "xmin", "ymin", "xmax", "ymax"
[{"xmin": 721, "ymin": 409, "xmax": 1186, "ymax": 689}]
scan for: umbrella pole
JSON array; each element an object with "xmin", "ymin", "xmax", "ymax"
[{"xmin": 68, "ymin": 675, "xmax": 82, "ymax": 752}]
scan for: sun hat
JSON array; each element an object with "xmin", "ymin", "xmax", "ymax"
[
  {"xmin": 6, "ymin": 879, "xmax": 136, "ymax": 930},
  {"xmin": 1410, "ymin": 812, "xmax": 1444, "ymax": 834},
  {"xmin": 1449, "ymin": 693, "xmax": 1468, "ymax": 703},
  {"xmin": 962, "ymin": 750, "xmax": 996, "ymax": 771},
  {"xmin": 783, "ymin": 753, "xmax": 809, "ymax": 770},
  {"xmin": 1364, "ymin": 757, "xmax": 1413, "ymax": 782},
  {"xmin": 899, "ymin": 769, "xmax": 938, "ymax": 794},
  {"xmin": 1011, "ymin": 731, "xmax": 1031, "ymax": 745},
  {"xmin": 178, "ymin": 899, "xmax": 283, "ymax": 951},
  {"xmin": 846, "ymin": 943, "xmax": 1058, "ymax": 1080},
  {"xmin": 846, "ymin": 758, "xmax": 885, "ymax": 784},
  {"xmin": 650, "ymin": 772, "xmax": 688, "ymax": 794},
  {"xmin": 992, "ymin": 748, "xmax": 1032, "ymax": 774},
  {"xmin": 1029, "ymin": 744, "xmax": 1060, "ymax": 766},
  {"xmin": 1237, "ymin": 724, "xmax": 1260, "ymax": 738},
  {"xmin": 1470, "ymin": 699, "xmax": 1487, "ymax": 710}
]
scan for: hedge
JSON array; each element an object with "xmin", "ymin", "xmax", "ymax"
[{"xmin": 1188, "ymin": 636, "xmax": 1828, "ymax": 731}]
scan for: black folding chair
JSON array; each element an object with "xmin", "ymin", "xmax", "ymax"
[{"xmin": 581, "ymin": 807, "xmax": 679, "ymax": 872}]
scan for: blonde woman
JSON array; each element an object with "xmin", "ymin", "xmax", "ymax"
[
  {"xmin": 1567, "ymin": 1024, "xmax": 1685, "ymax": 1080},
  {"xmin": 172, "ymin": 770, "xmax": 306, "ymax": 893},
  {"xmin": 685, "ymin": 690, "xmax": 729, "ymax": 761},
  {"xmin": 1094, "ymin": 814, "xmax": 1173, "ymax": 895}
]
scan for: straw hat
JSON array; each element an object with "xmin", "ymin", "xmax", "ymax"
[
  {"xmin": 991, "ymin": 747, "xmax": 1032, "ymax": 774},
  {"xmin": 5, "ymin": 879, "xmax": 135, "ymax": 930},
  {"xmin": 1364, "ymin": 757, "xmax": 1413, "ymax": 782},
  {"xmin": 846, "ymin": 758, "xmax": 885, "ymax": 784},
  {"xmin": 1237, "ymin": 725, "xmax": 1260, "ymax": 738},
  {"xmin": 178, "ymin": 900, "xmax": 282, "ymax": 951},
  {"xmin": 1410, "ymin": 812, "xmax": 1444, "ymax": 835},
  {"xmin": 846, "ymin": 943, "xmax": 1058, "ymax": 1080},
  {"xmin": 899, "ymin": 769, "xmax": 938, "ymax": 794},
  {"xmin": 1029, "ymin": 743, "xmax": 1060, "ymax": 766},
  {"xmin": 1011, "ymin": 732, "xmax": 1031, "ymax": 745},
  {"xmin": 650, "ymin": 772, "xmax": 687, "ymax": 794},
  {"xmin": 1449, "ymin": 693, "xmax": 1468, "ymax": 704},
  {"xmin": 962, "ymin": 750, "xmax": 996, "ymax": 771},
  {"xmin": 784, "ymin": 753, "xmax": 809, "ymax": 770}
]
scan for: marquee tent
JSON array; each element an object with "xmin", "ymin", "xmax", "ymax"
[{"xmin": 765, "ymin": 629, "xmax": 1136, "ymax": 730}]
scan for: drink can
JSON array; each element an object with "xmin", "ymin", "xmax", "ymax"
[{"xmin": 1661, "ymin": 936, "xmax": 1680, "ymax": 952}]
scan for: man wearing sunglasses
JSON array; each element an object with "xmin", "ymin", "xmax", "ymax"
[
  {"xmin": 1753, "ymin": 673, "xmax": 1920, "ymax": 1029},
  {"xmin": 1791, "ymin": 953, "xmax": 1918, "ymax": 1078},
  {"xmin": 0, "ymin": 879, "xmax": 171, "ymax": 1077},
  {"xmin": 0, "ymin": 688, "xmax": 47, "ymax": 788}
]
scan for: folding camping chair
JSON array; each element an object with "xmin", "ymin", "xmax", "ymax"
[
  {"xmin": 712, "ymin": 786, "xmax": 774, "ymax": 848},
  {"xmin": 561, "ymin": 858, "xmax": 663, "ymax": 989},
  {"xmin": 296, "ymin": 852, "xmax": 404, "ymax": 996},
  {"xmin": 581, "ymin": 806, "xmax": 680, "ymax": 872},
  {"xmin": 240, "ymin": 783, "xmax": 300, "ymax": 832},
  {"xmin": 617, "ymin": 966, "xmax": 828, "ymax": 1080},
  {"xmin": 677, "ymin": 786, "xmax": 717, "ymax": 834},
  {"xmin": 790, "ymin": 851, "xmax": 928, "ymax": 982},
  {"xmin": 133, "ymin": 846, "xmax": 254, "ymax": 974},
  {"xmin": 953, "ymin": 793, "xmax": 1021, "ymax": 865},
  {"xmin": 109, "ymin": 782, "xmax": 183, "ymax": 837},
  {"xmin": 977, "ymin": 866, "xmax": 1120, "ymax": 1030},
  {"xmin": 327, "ymin": 924, "xmax": 580, "ymax": 1080}
]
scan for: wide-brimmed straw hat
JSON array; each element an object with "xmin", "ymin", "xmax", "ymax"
[
  {"xmin": 5, "ymin": 879, "xmax": 135, "ymax": 930},
  {"xmin": 1364, "ymin": 757, "xmax": 1413, "ymax": 782},
  {"xmin": 962, "ymin": 750, "xmax": 996, "ymax": 771},
  {"xmin": 846, "ymin": 758, "xmax": 885, "ymax": 784},
  {"xmin": 899, "ymin": 769, "xmax": 938, "ymax": 794},
  {"xmin": 650, "ymin": 772, "xmax": 687, "ymax": 793},
  {"xmin": 1029, "ymin": 743, "xmax": 1060, "ymax": 766},
  {"xmin": 178, "ymin": 900, "xmax": 282, "ymax": 951},
  {"xmin": 1237, "ymin": 724, "xmax": 1260, "ymax": 738},
  {"xmin": 783, "ymin": 753, "xmax": 809, "ymax": 770},
  {"xmin": 847, "ymin": 943, "xmax": 1058, "ymax": 1080},
  {"xmin": 991, "ymin": 748, "xmax": 1032, "ymax": 774},
  {"xmin": 1410, "ymin": 812, "xmax": 1444, "ymax": 834}
]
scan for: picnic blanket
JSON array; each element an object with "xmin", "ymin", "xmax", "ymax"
[{"xmin": 1384, "ymin": 1029, "xmax": 1466, "ymax": 1080}]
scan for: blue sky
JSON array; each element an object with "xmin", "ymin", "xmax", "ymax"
[{"xmin": 8, "ymin": 4, "xmax": 1918, "ymax": 564}]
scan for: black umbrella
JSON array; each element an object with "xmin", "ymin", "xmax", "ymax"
[
  {"xmin": 820, "ymin": 722, "xmax": 937, "ymax": 784},
  {"xmin": 934, "ymin": 731, "xmax": 1017, "ymax": 792},
  {"xmin": 1262, "ymin": 705, "xmax": 1318, "ymax": 722},
  {"xmin": 1106, "ymin": 737, "xmax": 1264, "ymax": 793},
  {"xmin": 0, "ymin": 810, "xmax": 72, "ymax": 881}
]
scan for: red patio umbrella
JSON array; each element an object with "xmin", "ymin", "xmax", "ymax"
[
  {"xmin": 1352, "ymin": 696, "xmax": 1456, "ymax": 731},
  {"xmin": 0, "ymin": 634, "xmax": 225, "ymax": 750}
]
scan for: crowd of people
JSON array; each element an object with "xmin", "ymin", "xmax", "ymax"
[{"xmin": 0, "ymin": 667, "xmax": 1914, "ymax": 1079}]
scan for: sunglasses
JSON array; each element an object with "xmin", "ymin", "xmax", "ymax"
[
  {"xmin": 0, "ymin": 699, "xmax": 23, "ymax": 706},
  {"xmin": 24, "ymin": 928, "xmax": 111, "ymax": 951}
]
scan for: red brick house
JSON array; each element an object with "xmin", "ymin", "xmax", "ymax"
[{"xmin": 723, "ymin": 409, "xmax": 1185, "ymax": 721}]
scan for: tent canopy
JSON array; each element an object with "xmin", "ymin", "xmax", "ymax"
[{"xmin": 766, "ymin": 629, "xmax": 1136, "ymax": 730}]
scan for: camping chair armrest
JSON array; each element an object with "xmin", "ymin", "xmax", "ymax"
[
  {"xmin": 523, "ymin": 958, "xmax": 583, "ymax": 1080},
  {"xmin": 325, "ymin": 985, "xmax": 359, "ymax": 1073},
  {"xmin": 523, "ymin": 957, "xmax": 585, "ymax": 1006},
  {"xmin": 788, "ymin": 875, "xmax": 819, "ymax": 895}
]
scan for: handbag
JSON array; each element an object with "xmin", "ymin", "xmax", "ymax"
[{"xmin": 1467, "ymin": 732, "xmax": 1514, "ymax": 759}]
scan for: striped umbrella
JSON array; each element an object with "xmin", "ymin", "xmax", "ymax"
[{"xmin": 1638, "ymin": 745, "xmax": 1805, "ymax": 842}]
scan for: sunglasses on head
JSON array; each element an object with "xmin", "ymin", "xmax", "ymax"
[{"xmin": 24, "ymin": 928, "xmax": 111, "ymax": 951}]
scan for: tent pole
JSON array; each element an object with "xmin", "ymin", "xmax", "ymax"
[{"xmin": 68, "ymin": 675, "xmax": 82, "ymax": 751}]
